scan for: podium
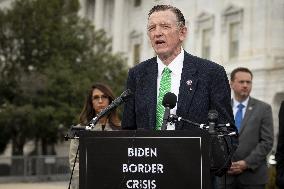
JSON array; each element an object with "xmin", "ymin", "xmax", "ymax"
[{"xmin": 79, "ymin": 129, "xmax": 212, "ymax": 189}]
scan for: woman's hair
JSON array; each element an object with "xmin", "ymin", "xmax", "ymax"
[{"xmin": 79, "ymin": 83, "xmax": 120, "ymax": 128}]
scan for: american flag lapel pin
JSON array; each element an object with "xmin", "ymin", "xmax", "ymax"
[{"xmin": 186, "ymin": 80, "xmax": 193, "ymax": 90}]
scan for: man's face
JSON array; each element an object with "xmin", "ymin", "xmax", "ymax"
[
  {"xmin": 230, "ymin": 72, "xmax": 252, "ymax": 101},
  {"xmin": 147, "ymin": 10, "xmax": 187, "ymax": 59}
]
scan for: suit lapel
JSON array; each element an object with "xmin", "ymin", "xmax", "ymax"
[
  {"xmin": 140, "ymin": 58, "xmax": 158, "ymax": 129},
  {"xmin": 176, "ymin": 53, "xmax": 198, "ymax": 121},
  {"xmin": 142, "ymin": 53, "xmax": 199, "ymax": 129},
  {"xmin": 239, "ymin": 97, "xmax": 255, "ymax": 134}
]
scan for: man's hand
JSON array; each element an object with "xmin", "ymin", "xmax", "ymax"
[{"xmin": 227, "ymin": 160, "xmax": 248, "ymax": 175}]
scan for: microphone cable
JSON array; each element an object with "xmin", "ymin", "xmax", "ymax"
[{"xmin": 68, "ymin": 139, "xmax": 79, "ymax": 189}]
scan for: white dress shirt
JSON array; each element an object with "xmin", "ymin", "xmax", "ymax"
[{"xmin": 157, "ymin": 48, "xmax": 184, "ymax": 130}]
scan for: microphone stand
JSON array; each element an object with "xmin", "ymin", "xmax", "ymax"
[
  {"xmin": 168, "ymin": 114, "xmax": 237, "ymax": 177},
  {"xmin": 161, "ymin": 106, "xmax": 171, "ymax": 130},
  {"xmin": 167, "ymin": 114, "xmax": 237, "ymax": 137},
  {"xmin": 68, "ymin": 141, "xmax": 79, "ymax": 189},
  {"xmin": 64, "ymin": 126, "xmax": 80, "ymax": 189},
  {"xmin": 86, "ymin": 89, "xmax": 132, "ymax": 130}
]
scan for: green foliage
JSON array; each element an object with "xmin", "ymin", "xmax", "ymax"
[
  {"xmin": 0, "ymin": 0, "xmax": 128, "ymax": 154},
  {"xmin": 0, "ymin": 103, "xmax": 35, "ymax": 154}
]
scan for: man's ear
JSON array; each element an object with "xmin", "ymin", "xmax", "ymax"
[
  {"xmin": 179, "ymin": 26, "xmax": 188, "ymax": 41},
  {"xmin": 229, "ymin": 80, "xmax": 234, "ymax": 89}
]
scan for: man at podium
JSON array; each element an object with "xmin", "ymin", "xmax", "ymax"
[
  {"xmin": 122, "ymin": 4, "xmax": 236, "ymax": 132},
  {"xmin": 121, "ymin": 5, "xmax": 238, "ymax": 189}
]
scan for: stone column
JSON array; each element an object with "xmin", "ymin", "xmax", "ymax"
[
  {"xmin": 78, "ymin": 0, "xmax": 86, "ymax": 18},
  {"xmin": 112, "ymin": 0, "xmax": 124, "ymax": 53},
  {"xmin": 94, "ymin": 0, "xmax": 104, "ymax": 30}
]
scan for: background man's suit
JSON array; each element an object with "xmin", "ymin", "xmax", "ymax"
[
  {"xmin": 219, "ymin": 97, "xmax": 273, "ymax": 186},
  {"xmin": 276, "ymin": 101, "xmax": 284, "ymax": 188},
  {"xmin": 122, "ymin": 51, "xmax": 235, "ymax": 130}
]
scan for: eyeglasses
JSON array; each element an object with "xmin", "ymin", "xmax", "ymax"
[{"xmin": 92, "ymin": 95, "xmax": 109, "ymax": 102}]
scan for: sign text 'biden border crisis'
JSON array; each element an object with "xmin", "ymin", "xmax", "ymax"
[{"xmin": 122, "ymin": 147, "xmax": 164, "ymax": 189}]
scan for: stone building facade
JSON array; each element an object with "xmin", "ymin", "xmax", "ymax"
[
  {"xmin": 78, "ymin": 0, "xmax": 284, "ymax": 149},
  {"xmin": 0, "ymin": 0, "xmax": 283, "ymax": 152}
]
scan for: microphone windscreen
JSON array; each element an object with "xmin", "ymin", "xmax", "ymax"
[
  {"xmin": 162, "ymin": 92, "xmax": 177, "ymax": 109},
  {"xmin": 208, "ymin": 110, "xmax": 218, "ymax": 121},
  {"xmin": 121, "ymin": 89, "xmax": 132, "ymax": 100}
]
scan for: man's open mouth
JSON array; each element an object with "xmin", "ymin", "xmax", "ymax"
[{"xmin": 155, "ymin": 40, "xmax": 165, "ymax": 45}]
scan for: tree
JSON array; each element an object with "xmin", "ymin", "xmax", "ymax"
[{"xmin": 0, "ymin": 0, "xmax": 128, "ymax": 156}]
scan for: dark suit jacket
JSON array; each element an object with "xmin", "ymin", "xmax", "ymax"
[
  {"xmin": 276, "ymin": 101, "xmax": 284, "ymax": 188},
  {"xmin": 220, "ymin": 97, "xmax": 274, "ymax": 185},
  {"xmin": 122, "ymin": 51, "xmax": 235, "ymax": 131}
]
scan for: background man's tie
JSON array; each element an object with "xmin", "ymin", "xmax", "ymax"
[
  {"xmin": 235, "ymin": 103, "xmax": 245, "ymax": 131},
  {"xmin": 156, "ymin": 67, "xmax": 171, "ymax": 130}
]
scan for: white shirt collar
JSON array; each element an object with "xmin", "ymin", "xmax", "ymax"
[
  {"xmin": 233, "ymin": 97, "xmax": 250, "ymax": 108},
  {"xmin": 157, "ymin": 48, "xmax": 184, "ymax": 76}
]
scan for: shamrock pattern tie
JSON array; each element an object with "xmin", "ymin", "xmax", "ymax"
[{"xmin": 156, "ymin": 67, "xmax": 171, "ymax": 130}]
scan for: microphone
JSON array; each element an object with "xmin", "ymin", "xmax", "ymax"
[
  {"xmin": 161, "ymin": 92, "xmax": 177, "ymax": 130},
  {"xmin": 87, "ymin": 89, "xmax": 132, "ymax": 129},
  {"xmin": 71, "ymin": 125, "xmax": 86, "ymax": 130},
  {"xmin": 208, "ymin": 110, "xmax": 218, "ymax": 134}
]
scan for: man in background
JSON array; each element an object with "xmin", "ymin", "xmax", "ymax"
[
  {"xmin": 276, "ymin": 101, "xmax": 284, "ymax": 188},
  {"xmin": 217, "ymin": 67, "xmax": 274, "ymax": 189}
]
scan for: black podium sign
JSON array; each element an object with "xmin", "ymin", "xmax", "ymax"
[{"xmin": 79, "ymin": 130, "xmax": 211, "ymax": 189}]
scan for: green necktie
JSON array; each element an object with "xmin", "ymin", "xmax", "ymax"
[{"xmin": 156, "ymin": 67, "xmax": 171, "ymax": 130}]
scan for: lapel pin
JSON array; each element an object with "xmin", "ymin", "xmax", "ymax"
[
  {"xmin": 186, "ymin": 80, "xmax": 192, "ymax": 86},
  {"xmin": 248, "ymin": 106, "xmax": 253, "ymax": 110},
  {"xmin": 186, "ymin": 80, "xmax": 193, "ymax": 90}
]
